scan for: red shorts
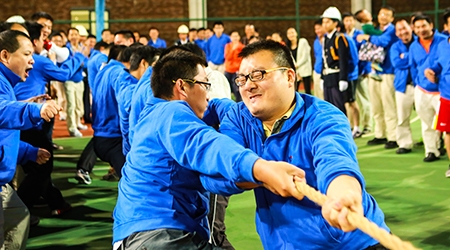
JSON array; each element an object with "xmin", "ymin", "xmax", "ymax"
[{"xmin": 435, "ymin": 97, "xmax": 450, "ymax": 132}]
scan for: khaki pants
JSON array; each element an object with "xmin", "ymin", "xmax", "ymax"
[
  {"xmin": 0, "ymin": 184, "xmax": 29, "ymax": 250},
  {"xmin": 395, "ymin": 85, "xmax": 415, "ymax": 149},
  {"xmin": 414, "ymin": 87, "xmax": 441, "ymax": 156},
  {"xmin": 64, "ymin": 81, "xmax": 84, "ymax": 132},
  {"xmin": 208, "ymin": 62, "xmax": 225, "ymax": 74},
  {"xmin": 355, "ymin": 76, "xmax": 371, "ymax": 129},
  {"xmin": 52, "ymin": 81, "xmax": 67, "ymax": 119},
  {"xmin": 312, "ymin": 71, "xmax": 324, "ymax": 100},
  {"xmin": 368, "ymin": 74, "xmax": 397, "ymax": 141}
]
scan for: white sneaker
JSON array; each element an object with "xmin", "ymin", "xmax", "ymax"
[
  {"xmin": 77, "ymin": 124, "xmax": 88, "ymax": 130},
  {"xmin": 69, "ymin": 129, "xmax": 83, "ymax": 137},
  {"xmin": 445, "ymin": 167, "xmax": 450, "ymax": 178}
]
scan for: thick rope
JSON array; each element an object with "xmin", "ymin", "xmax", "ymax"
[{"xmin": 294, "ymin": 181, "xmax": 420, "ymax": 250}]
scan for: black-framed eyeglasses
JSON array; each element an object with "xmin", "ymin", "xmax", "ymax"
[
  {"xmin": 172, "ymin": 79, "xmax": 212, "ymax": 91},
  {"xmin": 234, "ymin": 67, "xmax": 289, "ymax": 87}
]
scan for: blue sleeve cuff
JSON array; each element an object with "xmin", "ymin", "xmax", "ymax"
[
  {"xmin": 200, "ymin": 175, "xmax": 245, "ymax": 196},
  {"xmin": 236, "ymin": 150, "xmax": 260, "ymax": 183},
  {"xmin": 32, "ymin": 103, "xmax": 44, "ymax": 124}
]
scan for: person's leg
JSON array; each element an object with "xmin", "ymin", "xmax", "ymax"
[
  {"xmin": 53, "ymin": 81, "xmax": 67, "ymax": 120},
  {"xmin": 302, "ymin": 76, "xmax": 312, "ymax": 94},
  {"xmin": 368, "ymin": 77, "xmax": 386, "ymax": 140},
  {"xmin": 77, "ymin": 138, "xmax": 97, "ymax": 173},
  {"xmin": 224, "ymin": 72, "xmax": 241, "ymax": 102},
  {"xmin": 380, "ymin": 74, "xmax": 398, "ymax": 143},
  {"xmin": 355, "ymin": 76, "xmax": 371, "ymax": 132},
  {"xmin": 74, "ymin": 81, "xmax": 85, "ymax": 128},
  {"xmin": 395, "ymin": 85, "xmax": 414, "ymax": 151},
  {"xmin": 1, "ymin": 184, "xmax": 29, "ymax": 250},
  {"xmin": 64, "ymin": 81, "xmax": 78, "ymax": 133},
  {"xmin": 208, "ymin": 194, "xmax": 233, "ymax": 250},
  {"xmin": 93, "ymin": 137, "xmax": 125, "ymax": 178},
  {"xmin": 415, "ymin": 88, "xmax": 440, "ymax": 158},
  {"xmin": 312, "ymin": 72, "xmax": 324, "ymax": 100},
  {"xmin": 82, "ymin": 77, "xmax": 92, "ymax": 123}
]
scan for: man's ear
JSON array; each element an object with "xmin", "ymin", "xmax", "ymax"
[
  {"xmin": 0, "ymin": 50, "xmax": 10, "ymax": 64},
  {"xmin": 287, "ymin": 68, "xmax": 296, "ymax": 88},
  {"xmin": 173, "ymin": 79, "xmax": 188, "ymax": 98}
]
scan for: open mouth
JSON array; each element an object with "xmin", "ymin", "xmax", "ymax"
[{"xmin": 25, "ymin": 67, "xmax": 32, "ymax": 78}]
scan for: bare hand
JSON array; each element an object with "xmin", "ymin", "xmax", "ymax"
[
  {"xmin": 253, "ymin": 160, "xmax": 305, "ymax": 200},
  {"xmin": 356, "ymin": 34, "xmax": 369, "ymax": 43},
  {"xmin": 321, "ymin": 190, "xmax": 363, "ymax": 232},
  {"xmin": 40, "ymin": 100, "xmax": 62, "ymax": 122},
  {"xmin": 236, "ymin": 182, "xmax": 261, "ymax": 190},
  {"xmin": 424, "ymin": 68, "xmax": 436, "ymax": 83},
  {"xmin": 80, "ymin": 46, "xmax": 91, "ymax": 58},
  {"xmin": 400, "ymin": 53, "xmax": 404, "ymax": 59},
  {"xmin": 48, "ymin": 51, "xmax": 57, "ymax": 61},
  {"xmin": 23, "ymin": 94, "xmax": 51, "ymax": 103},
  {"xmin": 36, "ymin": 148, "xmax": 51, "ymax": 165}
]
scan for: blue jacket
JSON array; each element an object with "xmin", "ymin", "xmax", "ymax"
[
  {"xmin": 429, "ymin": 38, "xmax": 450, "ymax": 99},
  {"xmin": 195, "ymin": 39, "xmax": 207, "ymax": 53},
  {"xmin": 390, "ymin": 39, "xmax": 414, "ymax": 93},
  {"xmin": 113, "ymin": 98, "xmax": 259, "ymax": 244},
  {"xmin": 0, "ymin": 63, "xmax": 43, "ymax": 186},
  {"xmin": 129, "ymin": 67, "xmax": 153, "ymax": 146},
  {"xmin": 218, "ymin": 93, "xmax": 389, "ymax": 249},
  {"xmin": 313, "ymin": 37, "xmax": 323, "ymax": 74},
  {"xmin": 14, "ymin": 53, "xmax": 86, "ymax": 101},
  {"xmin": 205, "ymin": 34, "xmax": 231, "ymax": 65},
  {"xmin": 409, "ymin": 32, "xmax": 447, "ymax": 92},
  {"xmin": 350, "ymin": 29, "xmax": 371, "ymax": 75},
  {"xmin": 147, "ymin": 38, "xmax": 167, "ymax": 49},
  {"xmin": 91, "ymin": 60, "xmax": 124, "ymax": 137},
  {"xmin": 345, "ymin": 34, "xmax": 359, "ymax": 81},
  {"xmin": 65, "ymin": 43, "xmax": 87, "ymax": 82},
  {"xmin": 368, "ymin": 23, "xmax": 398, "ymax": 74},
  {"xmin": 87, "ymin": 51, "xmax": 108, "ymax": 88},
  {"xmin": 116, "ymin": 68, "xmax": 138, "ymax": 156}
]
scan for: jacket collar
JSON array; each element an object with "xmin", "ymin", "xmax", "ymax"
[{"xmin": 0, "ymin": 62, "xmax": 23, "ymax": 88}]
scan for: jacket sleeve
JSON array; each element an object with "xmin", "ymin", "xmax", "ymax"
[
  {"xmin": 409, "ymin": 44, "xmax": 418, "ymax": 84},
  {"xmin": 369, "ymin": 26, "xmax": 395, "ymax": 48},
  {"xmin": 310, "ymin": 107, "xmax": 365, "ymax": 194},
  {"xmin": 337, "ymin": 35, "xmax": 349, "ymax": 81},
  {"xmin": 390, "ymin": 42, "xmax": 410, "ymax": 69},
  {"xmin": 200, "ymin": 174, "xmax": 245, "ymax": 196},
  {"xmin": 0, "ymin": 100, "xmax": 42, "ymax": 129},
  {"xmin": 42, "ymin": 53, "xmax": 86, "ymax": 82},
  {"xmin": 158, "ymin": 103, "xmax": 259, "ymax": 183},
  {"xmin": 17, "ymin": 140, "xmax": 38, "ymax": 165},
  {"xmin": 202, "ymin": 98, "xmax": 236, "ymax": 127},
  {"xmin": 428, "ymin": 41, "xmax": 443, "ymax": 77},
  {"xmin": 296, "ymin": 38, "xmax": 312, "ymax": 73}
]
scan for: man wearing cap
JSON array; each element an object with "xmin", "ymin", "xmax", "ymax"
[
  {"xmin": 205, "ymin": 21, "xmax": 231, "ymax": 74},
  {"xmin": 320, "ymin": 7, "xmax": 350, "ymax": 115},
  {"xmin": 175, "ymin": 24, "xmax": 190, "ymax": 46}
]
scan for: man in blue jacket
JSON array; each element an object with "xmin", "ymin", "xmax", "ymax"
[
  {"xmin": 219, "ymin": 40, "xmax": 389, "ymax": 249},
  {"xmin": 410, "ymin": 15, "xmax": 447, "ymax": 162},
  {"xmin": 205, "ymin": 21, "xmax": 230, "ymax": 74},
  {"xmin": 390, "ymin": 20, "xmax": 415, "ymax": 154},
  {"xmin": 113, "ymin": 49, "xmax": 306, "ymax": 249},
  {"xmin": 313, "ymin": 19, "xmax": 325, "ymax": 100},
  {"xmin": 357, "ymin": 6, "xmax": 399, "ymax": 149},
  {"xmin": 0, "ymin": 30, "xmax": 61, "ymax": 250}
]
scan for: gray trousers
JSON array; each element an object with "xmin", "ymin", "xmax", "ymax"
[
  {"xmin": 0, "ymin": 184, "xmax": 29, "ymax": 250},
  {"xmin": 207, "ymin": 194, "xmax": 233, "ymax": 250}
]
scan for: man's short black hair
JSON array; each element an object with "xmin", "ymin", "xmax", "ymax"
[
  {"xmin": 314, "ymin": 19, "xmax": 322, "ymax": 26},
  {"xmin": 87, "ymin": 34, "xmax": 96, "ymax": 39},
  {"xmin": 31, "ymin": 12, "xmax": 54, "ymax": 22},
  {"xmin": 443, "ymin": 7, "xmax": 450, "ymax": 24},
  {"xmin": 149, "ymin": 26, "xmax": 159, "ymax": 32},
  {"xmin": 93, "ymin": 41, "xmax": 111, "ymax": 51},
  {"xmin": 238, "ymin": 40, "xmax": 296, "ymax": 75},
  {"xmin": 107, "ymin": 44, "xmax": 127, "ymax": 62},
  {"xmin": 26, "ymin": 22, "xmax": 44, "ymax": 42},
  {"xmin": 67, "ymin": 27, "xmax": 79, "ymax": 34},
  {"xmin": 102, "ymin": 29, "xmax": 112, "ymax": 34},
  {"xmin": 197, "ymin": 27, "xmax": 205, "ymax": 32},
  {"xmin": 213, "ymin": 21, "xmax": 224, "ymax": 27},
  {"xmin": 48, "ymin": 30, "xmax": 62, "ymax": 40},
  {"xmin": 380, "ymin": 6, "xmax": 395, "ymax": 16},
  {"xmin": 179, "ymin": 43, "xmax": 208, "ymax": 67},
  {"xmin": 0, "ymin": 30, "xmax": 32, "ymax": 54},
  {"xmin": 129, "ymin": 45, "xmax": 159, "ymax": 71},
  {"xmin": 412, "ymin": 15, "xmax": 432, "ymax": 25},
  {"xmin": 115, "ymin": 30, "xmax": 136, "ymax": 43},
  {"xmin": 342, "ymin": 12, "xmax": 354, "ymax": 20},
  {"xmin": 151, "ymin": 50, "xmax": 205, "ymax": 99},
  {"xmin": 0, "ymin": 22, "xmax": 27, "ymax": 33}
]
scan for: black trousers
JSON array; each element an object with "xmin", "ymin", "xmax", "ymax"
[
  {"xmin": 93, "ymin": 136, "xmax": 125, "ymax": 177},
  {"xmin": 76, "ymin": 138, "xmax": 97, "ymax": 173},
  {"xmin": 224, "ymin": 71, "xmax": 242, "ymax": 102},
  {"xmin": 297, "ymin": 76, "xmax": 312, "ymax": 94},
  {"xmin": 323, "ymin": 73, "xmax": 346, "ymax": 115},
  {"xmin": 82, "ymin": 76, "xmax": 92, "ymax": 123},
  {"xmin": 207, "ymin": 194, "xmax": 234, "ymax": 250},
  {"xmin": 18, "ymin": 125, "xmax": 65, "ymax": 210}
]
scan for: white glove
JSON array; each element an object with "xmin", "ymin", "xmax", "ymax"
[
  {"xmin": 320, "ymin": 79, "xmax": 324, "ymax": 90},
  {"xmin": 339, "ymin": 80, "xmax": 348, "ymax": 92},
  {"xmin": 50, "ymin": 45, "xmax": 70, "ymax": 63}
]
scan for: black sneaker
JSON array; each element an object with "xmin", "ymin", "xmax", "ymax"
[
  {"xmin": 384, "ymin": 141, "xmax": 398, "ymax": 149},
  {"xmin": 423, "ymin": 153, "xmax": 440, "ymax": 162},
  {"xmin": 362, "ymin": 127, "xmax": 371, "ymax": 135},
  {"xmin": 396, "ymin": 148, "xmax": 412, "ymax": 154},
  {"xmin": 367, "ymin": 138, "xmax": 387, "ymax": 146},
  {"xmin": 30, "ymin": 215, "xmax": 40, "ymax": 227},
  {"xmin": 439, "ymin": 147, "xmax": 447, "ymax": 156}
]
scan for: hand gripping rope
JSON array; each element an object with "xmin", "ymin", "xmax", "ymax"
[{"xmin": 294, "ymin": 181, "xmax": 420, "ymax": 250}]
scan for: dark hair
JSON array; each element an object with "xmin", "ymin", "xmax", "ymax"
[
  {"xmin": 129, "ymin": 45, "xmax": 159, "ymax": 71},
  {"xmin": 31, "ymin": 12, "xmax": 54, "ymax": 22},
  {"xmin": 119, "ymin": 43, "xmax": 142, "ymax": 62},
  {"xmin": 94, "ymin": 41, "xmax": 111, "ymax": 51},
  {"xmin": 102, "ymin": 29, "xmax": 112, "ymax": 34},
  {"xmin": 0, "ymin": 22, "xmax": 27, "ymax": 33},
  {"xmin": 380, "ymin": 6, "xmax": 395, "ymax": 16},
  {"xmin": 197, "ymin": 27, "xmax": 205, "ymax": 32},
  {"xmin": 151, "ymin": 50, "xmax": 205, "ymax": 99},
  {"xmin": 48, "ymin": 30, "xmax": 62, "ymax": 40},
  {"xmin": 115, "ymin": 30, "xmax": 136, "ymax": 43},
  {"xmin": 26, "ymin": 22, "xmax": 44, "ymax": 42},
  {"xmin": 149, "ymin": 26, "xmax": 159, "ymax": 32},
  {"xmin": 179, "ymin": 43, "xmax": 208, "ymax": 67},
  {"xmin": 0, "ymin": 30, "xmax": 32, "ymax": 54},
  {"xmin": 314, "ymin": 19, "xmax": 322, "ymax": 26},
  {"xmin": 238, "ymin": 40, "xmax": 296, "ymax": 74},
  {"xmin": 342, "ymin": 12, "xmax": 354, "ymax": 20},
  {"xmin": 87, "ymin": 34, "xmax": 96, "ymax": 40},
  {"xmin": 337, "ymin": 21, "xmax": 346, "ymax": 33},
  {"xmin": 213, "ymin": 21, "xmax": 224, "ymax": 27},
  {"xmin": 67, "ymin": 27, "xmax": 79, "ymax": 34},
  {"xmin": 206, "ymin": 28, "xmax": 213, "ymax": 32},
  {"xmin": 412, "ymin": 15, "xmax": 432, "ymax": 25},
  {"xmin": 107, "ymin": 44, "xmax": 127, "ymax": 62},
  {"xmin": 189, "ymin": 28, "xmax": 197, "ymax": 32},
  {"xmin": 139, "ymin": 34, "xmax": 148, "ymax": 39},
  {"xmin": 443, "ymin": 7, "xmax": 450, "ymax": 23},
  {"xmin": 354, "ymin": 10, "xmax": 364, "ymax": 22}
]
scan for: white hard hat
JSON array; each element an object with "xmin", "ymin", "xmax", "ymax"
[
  {"xmin": 177, "ymin": 24, "xmax": 189, "ymax": 34},
  {"xmin": 321, "ymin": 6, "xmax": 342, "ymax": 21},
  {"xmin": 75, "ymin": 25, "xmax": 89, "ymax": 37},
  {"xmin": 6, "ymin": 15, "xmax": 26, "ymax": 24}
]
